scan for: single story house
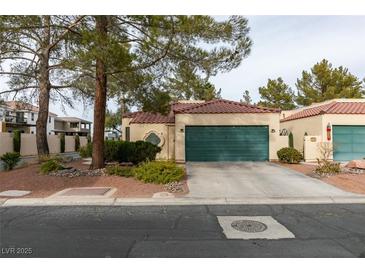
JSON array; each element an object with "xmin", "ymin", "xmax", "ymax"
[
  {"xmin": 280, "ymin": 99, "xmax": 365, "ymax": 161},
  {"xmin": 121, "ymin": 99, "xmax": 288, "ymax": 162}
]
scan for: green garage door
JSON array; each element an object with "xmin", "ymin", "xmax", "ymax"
[
  {"xmin": 333, "ymin": 126, "xmax": 365, "ymax": 161},
  {"xmin": 185, "ymin": 126, "xmax": 269, "ymax": 161}
]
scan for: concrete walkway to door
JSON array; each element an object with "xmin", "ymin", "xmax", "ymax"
[{"xmin": 186, "ymin": 162, "xmax": 361, "ymax": 199}]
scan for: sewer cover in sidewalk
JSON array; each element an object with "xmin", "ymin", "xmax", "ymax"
[
  {"xmin": 59, "ymin": 187, "xmax": 112, "ymax": 196},
  {"xmin": 231, "ymin": 220, "xmax": 268, "ymax": 233},
  {"xmin": 217, "ymin": 216, "xmax": 295, "ymax": 240},
  {"xmin": 0, "ymin": 190, "xmax": 31, "ymax": 197}
]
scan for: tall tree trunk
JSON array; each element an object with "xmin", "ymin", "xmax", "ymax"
[
  {"xmin": 91, "ymin": 16, "xmax": 108, "ymax": 169},
  {"xmin": 36, "ymin": 16, "xmax": 51, "ymax": 157}
]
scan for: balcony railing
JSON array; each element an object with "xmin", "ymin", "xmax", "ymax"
[{"xmin": 2, "ymin": 115, "xmax": 28, "ymax": 124}]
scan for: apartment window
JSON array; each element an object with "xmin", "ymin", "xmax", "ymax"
[
  {"xmin": 125, "ymin": 127, "xmax": 130, "ymax": 142},
  {"xmin": 70, "ymin": 122, "xmax": 79, "ymax": 128},
  {"xmin": 49, "ymin": 116, "xmax": 51, "ymax": 123},
  {"xmin": 31, "ymin": 113, "xmax": 34, "ymax": 121}
]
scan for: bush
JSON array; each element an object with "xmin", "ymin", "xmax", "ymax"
[
  {"xmin": 0, "ymin": 152, "xmax": 21, "ymax": 171},
  {"xmin": 104, "ymin": 140, "xmax": 161, "ymax": 164},
  {"xmin": 105, "ymin": 165, "xmax": 134, "ymax": 177},
  {"xmin": 13, "ymin": 130, "xmax": 21, "ymax": 153},
  {"xmin": 314, "ymin": 161, "xmax": 341, "ymax": 177},
  {"xmin": 277, "ymin": 147, "xmax": 303, "ymax": 164},
  {"xmin": 40, "ymin": 159, "xmax": 65, "ymax": 174},
  {"xmin": 79, "ymin": 142, "xmax": 92, "ymax": 158},
  {"xmin": 129, "ymin": 141, "xmax": 161, "ymax": 165},
  {"xmin": 60, "ymin": 133, "xmax": 65, "ymax": 153},
  {"xmin": 75, "ymin": 135, "xmax": 80, "ymax": 151},
  {"xmin": 134, "ymin": 161, "xmax": 185, "ymax": 184}
]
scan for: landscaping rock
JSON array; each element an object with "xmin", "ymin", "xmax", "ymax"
[
  {"xmin": 49, "ymin": 168, "xmax": 106, "ymax": 178},
  {"xmin": 346, "ymin": 160, "xmax": 365, "ymax": 170},
  {"xmin": 164, "ymin": 181, "xmax": 185, "ymax": 193}
]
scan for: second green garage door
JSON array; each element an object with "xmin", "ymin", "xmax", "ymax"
[
  {"xmin": 333, "ymin": 125, "xmax": 365, "ymax": 161},
  {"xmin": 185, "ymin": 126, "xmax": 269, "ymax": 161}
]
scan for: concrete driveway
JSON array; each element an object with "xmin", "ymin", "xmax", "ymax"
[{"xmin": 186, "ymin": 162, "xmax": 357, "ymax": 198}]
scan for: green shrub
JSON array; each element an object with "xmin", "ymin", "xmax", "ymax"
[
  {"xmin": 87, "ymin": 134, "xmax": 91, "ymax": 144},
  {"xmin": 0, "ymin": 152, "xmax": 21, "ymax": 171},
  {"xmin": 75, "ymin": 135, "xmax": 80, "ymax": 151},
  {"xmin": 289, "ymin": 132, "xmax": 294, "ymax": 148},
  {"xmin": 13, "ymin": 130, "xmax": 21, "ymax": 153},
  {"xmin": 129, "ymin": 141, "xmax": 161, "ymax": 165},
  {"xmin": 104, "ymin": 140, "xmax": 161, "ymax": 164},
  {"xmin": 79, "ymin": 142, "xmax": 93, "ymax": 158},
  {"xmin": 277, "ymin": 147, "xmax": 303, "ymax": 164},
  {"xmin": 134, "ymin": 161, "xmax": 185, "ymax": 184},
  {"xmin": 315, "ymin": 160, "xmax": 341, "ymax": 177},
  {"xmin": 40, "ymin": 159, "xmax": 65, "ymax": 174},
  {"xmin": 60, "ymin": 133, "xmax": 65, "ymax": 153},
  {"xmin": 105, "ymin": 165, "xmax": 134, "ymax": 177}
]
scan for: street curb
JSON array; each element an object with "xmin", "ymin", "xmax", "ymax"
[{"xmin": 1, "ymin": 196, "xmax": 365, "ymax": 207}]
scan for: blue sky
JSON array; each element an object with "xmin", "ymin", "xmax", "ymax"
[{"xmin": 3, "ymin": 16, "xmax": 365, "ymax": 121}]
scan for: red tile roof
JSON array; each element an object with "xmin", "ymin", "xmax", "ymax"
[
  {"xmin": 4, "ymin": 101, "xmax": 58, "ymax": 116},
  {"xmin": 281, "ymin": 101, "xmax": 365, "ymax": 122},
  {"xmin": 175, "ymin": 99, "xmax": 280, "ymax": 114},
  {"xmin": 124, "ymin": 99, "xmax": 280, "ymax": 124}
]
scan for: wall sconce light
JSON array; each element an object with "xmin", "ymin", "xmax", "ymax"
[
  {"xmin": 180, "ymin": 128, "xmax": 184, "ymax": 133},
  {"xmin": 271, "ymin": 129, "xmax": 276, "ymax": 133}
]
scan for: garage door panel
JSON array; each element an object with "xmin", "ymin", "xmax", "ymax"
[
  {"xmin": 333, "ymin": 126, "xmax": 365, "ymax": 161},
  {"xmin": 185, "ymin": 126, "xmax": 269, "ymax": 161}
]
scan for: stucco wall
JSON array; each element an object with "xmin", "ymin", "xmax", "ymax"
[
  {"xmin": 280, "ymin": 115, "xmax": 323, "ymax": 153},
  {"xmin": 65, "ymin": 136, "xmax": 75, "ymax": 152},
  {"xmin": 48, "ymin": 135, "xmax": 61, "ymax": 154},
  {"xmin": 121, "ymin": 118, "xmax": 175, "ymax": 160},
  {"xmin": 174, "ymin": 113, "xmax": 284, "ymax": 162},
  {"xmin": 0, "ymin": 132, "xmax": 13, "ymax": 156},
  {"xmin": 80, "ymin": 136, "xmax": 88, "ymax": 148},
  {"xmin": 20, "ymin": 134, "xmax": 37, "ymax": 156},
  {"xmin": 322, "ymin": 114, "xmax": 365, "ymax": 142}
]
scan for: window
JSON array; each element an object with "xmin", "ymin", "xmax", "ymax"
[
  {"xmin": 125, "ymin": 127, "xmax": 130, "ymax": 141},
  {"xmin": 70, "ymin": 122, "xmax": 79, "ymax": 128},
  {"xmin": 49, "ymin": 116, "xmax": 51, "ymax": 123},
  {"xmin": 145, "ymin": 132, "xmax": 161, "ymax": 146},
  {"xmin": 31, "ymin": 113, "xmax": 34, "ymax": 121}
]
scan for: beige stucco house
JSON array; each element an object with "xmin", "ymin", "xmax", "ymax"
[
  {"xmin": 121, "ymin": 99, "xmax": 288, "ymax": 162},
  {"xmin": 280, "ymin": 99, "xmax": 365, "ymax": 161}
]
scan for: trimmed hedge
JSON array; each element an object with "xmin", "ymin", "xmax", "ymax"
[
  {"xmin": 104, "ymin": 140, "xmax": 161, "ymax": 164},
  {"xmin": 277, "ymin": 147, "xmax": 303, "ymax": 164}
]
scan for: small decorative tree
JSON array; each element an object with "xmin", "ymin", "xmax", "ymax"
[
  {"xmin": 13, "ymin": 130, "xmax": 21, "ymax": 153},
  {"xmin": 75, "ymin": 134, "xmax": 80, "ymax": 151},
  {"xmin": 60, "ymin": 133, "xmax": 65, "ymax": 153},
  {"xmin": 289, "ymin": 132, "xmax": 294, "ymax": 148},
  {"xmin": 315, "ymin": 142, "xmax": 340, "ymax": 176}
]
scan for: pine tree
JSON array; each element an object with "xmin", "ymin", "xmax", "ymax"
[
  {"xmin": 258, "ymin": 78, "xmax": 296, "ymax": 110},
  {"xmin": 296, "ymin": 59, "xmax": 365, "ymax": 106},
  {"xmin": 241, "ymin": 90, "xmax": 252, "ymax": 104}
]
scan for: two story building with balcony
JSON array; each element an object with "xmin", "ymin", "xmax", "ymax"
[
  {"xmin": 53, "ymin": 117, "xmax": 92, "ymax": 136},
  {"xmin": 0, "ymin": 101, "xmax": 57, "ymax": 134},
  {"xmin": 0, "ymin": 101, "xmax": 92, "ymax": 136}
]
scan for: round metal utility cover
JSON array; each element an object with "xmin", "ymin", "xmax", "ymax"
[{"xmin": 231, "ymin": 220, "xmax": 268, "ymax": 233}]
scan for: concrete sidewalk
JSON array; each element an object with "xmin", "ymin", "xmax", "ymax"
[{"xmin": 2, "ymin": 195, "xmax": 365, "ymax": 207}]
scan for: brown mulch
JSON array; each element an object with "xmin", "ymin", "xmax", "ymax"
[
  {"xmin": 0, "ymin": 160, "xmax": 188, "ymax": 198},
  {"xmin": 277, "ymin": 162, "xmax": 365, "ymax": 194}
]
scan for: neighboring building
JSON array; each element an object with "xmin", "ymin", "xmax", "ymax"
[
  {"xmin": 121, "ymin": 99, "xmax": 287, "ymax": 162},
  {"xmin": 0, "ymin": 101, "xmax": 57, "ymax": 134},
  {"xmin": 280, "ymin": 99, "xmax": 365, "ymax": 161},
  {"xmin": 53, "ymin": 117, "xmax": 92, "ymax": 136}
]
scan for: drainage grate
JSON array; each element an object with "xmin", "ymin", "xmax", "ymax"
[{"xmin": 231, "ymin": 220, "xmax": 268, "ymax": 233}]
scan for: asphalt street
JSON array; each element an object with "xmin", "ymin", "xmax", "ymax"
[{"xmin": 1, "ymin": 204, "xmax": 365, "ymax": 257}]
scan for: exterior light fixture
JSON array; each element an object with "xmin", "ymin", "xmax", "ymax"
[{"xmin": 326, "ymin": 123, "xmax": 332, "ymax": 141}]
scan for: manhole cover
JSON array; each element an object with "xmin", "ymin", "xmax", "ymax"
[{"xmin": 231, "ymin": 220, "xmax": 268, "ymax": 233}]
